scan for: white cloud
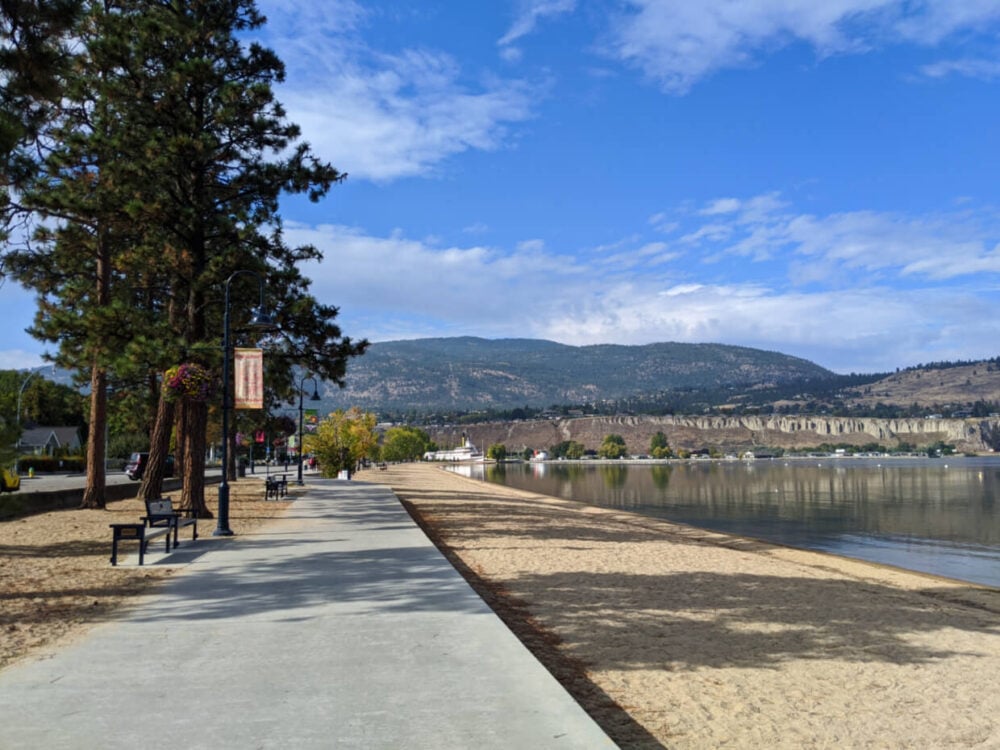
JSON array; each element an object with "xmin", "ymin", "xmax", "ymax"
[
  {"xmin": 499, "ymin": 0, "xmax": 577, "ymax": 47},
  {"xmin": 680, "ymin": 223, "xmax": 733, "ymax": 245},
  {"xmin": 700, "ymin": 197, "xmax": 742, "ymax": 215},
  {"xmin": 537, "ymin": 280, "xmax": 997, "ymax": 372},
  {"xmin": 282, "ymin": 205, "xmax": 1000, "ymax": 373},
  {"xmin": 284, "ymin": 222, "xmax": 586, "ymax": 327},
  {"xmin": 256, "ymin": 0, "xmax": 368, "ymax": 37},
  {"xmin": 0, "ymin": 349, "xmax": 46, "ymax": 370},
  {"xmin": 282, "ymin": 55, "xmax": 536, "ymax": 181},
  {"xmin": 921, "ymin": 57, "xmax": 1000, "ymax": 81},
  {"xmin": 605, "ymin": 0, "xmax": 1000, "ymax": 93},
  {"xmin": 669, "ymin": 194, "xmax": 1000, "ymax": 283},
  {"xmin": 256, "ymin": 2, "xmax": 538, "ymax": 181}
]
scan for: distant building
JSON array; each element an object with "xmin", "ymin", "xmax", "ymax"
[{"xmin": 17, "ymin": 426, "xmax": 83, "ymax": 456}]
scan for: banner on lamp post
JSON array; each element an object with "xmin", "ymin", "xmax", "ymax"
[
  {"xmin": 304, "ymin": 409, "xmax": 319, "ymax": 433},
  {"xmin": 234, "ymin": 348, "xmax": 264, "ymax": 409}
]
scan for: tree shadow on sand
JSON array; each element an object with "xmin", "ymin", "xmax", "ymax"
[
  {"xmin": 393, "ymin": 482, "xmax": 1000, "ymax": 747},
  {"xmin": 400, "ymin": 490, "xmax": 1000, "ymax": 668}
]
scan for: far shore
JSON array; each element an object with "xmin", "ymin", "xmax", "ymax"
[{"xmin": 437, "ymin": 450, "xmax": 994, "ymax": 465}]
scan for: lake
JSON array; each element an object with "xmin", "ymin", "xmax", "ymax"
[{"xmin": 448, "ymin": 456, "xmax": 1000, "ymax": 588}]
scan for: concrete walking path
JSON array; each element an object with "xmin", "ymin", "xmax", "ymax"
[{"xmin": 0, "ymin": 479, "xmax": 614, "ymax": 749}]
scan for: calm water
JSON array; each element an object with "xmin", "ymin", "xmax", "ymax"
[{"xmin": 449, "ymin": 457, "xmax": 1000, "ymax": 588}]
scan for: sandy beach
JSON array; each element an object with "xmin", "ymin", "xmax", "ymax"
[{"xmin": 359, "ymin": 462, "xmax": 1000, "ymax": 749}]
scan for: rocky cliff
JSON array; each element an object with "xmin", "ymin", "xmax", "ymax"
[{"xmin": 429, "ymin": 414, "xmax": 1000, "ymax": 455}]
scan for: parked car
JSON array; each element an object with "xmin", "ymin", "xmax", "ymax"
[
  {"xmin": 124, "ymin": 452, "xmax": 174, "ymax": 481},
  {"xmin": 0, "ymin": 467, "xmax": 20, "ymax": 492}
]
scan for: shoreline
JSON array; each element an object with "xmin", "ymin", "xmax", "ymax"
[
  {"xmin": 446, "ymin": 455, "xmax": 1000, "ymax": 589},
  {"xmin": 429, "ymin": 461, "xmax": 1000, "ymax": 610},
  {"xmin": 362, "ymin": 462, "xmax": 1000, "ymax": 749}
]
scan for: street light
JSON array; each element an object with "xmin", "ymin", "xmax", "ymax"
[
  {"xmin": 216, "ymin": 270, "xmax": 276, "ymax": 537},
  {"xmin": 297, "ymin": 374, "xmax": 320, "ymax": 486},
  {"xmin": 14, "ymin": 371, "xmax": 39, "ymax": 474},
  {"xmin": 16, "ymin": 371, "xmax": 36, "ymax": 426}
]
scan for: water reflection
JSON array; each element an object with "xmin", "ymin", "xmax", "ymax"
[{"xmin": 457, "ymin": 458, "xmax": 1000, "ymax": 588}]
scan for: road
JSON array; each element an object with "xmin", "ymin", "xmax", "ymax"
[{"xmin": 17, "ymin": 467, "xmax": 224, "ymax": 494}]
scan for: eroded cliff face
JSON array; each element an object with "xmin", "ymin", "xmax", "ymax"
[{"xmin": 430, "ymin": 415, "xmax": 1000, "ymax": 454}]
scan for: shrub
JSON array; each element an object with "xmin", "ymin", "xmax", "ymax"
[{"xmin": 17, "ymin": 454, "xmax": 85, "ymax": 473}]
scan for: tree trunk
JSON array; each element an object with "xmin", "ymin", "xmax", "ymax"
[
  {"xmin": 139, "ymin": 390, "xmax": 175, "ymax": 502},
  {"xmin": 173, "ymin": 399, "xmax": 187, "ymax": 478},
  {"xmin": 80, "ymin": 366, "xmax": 107, "ymax": 509},
  {"xmin": 178, "ymin": 399, "xmax": 209, "ymax": 517}
]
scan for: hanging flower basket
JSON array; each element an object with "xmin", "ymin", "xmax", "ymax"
[{"xmin": 163, "ymin": 363, "xmax": 216, "ymax": 402}]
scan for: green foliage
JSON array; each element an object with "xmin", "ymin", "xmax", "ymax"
[
  {"xmin": 0, "ymin": 0, "xmax": 82, "ymax": 232},
  {"xmin": 2, "ymin": 2, "xmax": 366, "ymax": 507},
  {"xmin": 0, "ymin": 370, "xmax": 85, "ymax": 427},
  {"xmin": 107, "ymin": 432, "xmax": 149, "ymax": 466},
  {"xmin": 311, "ymin": 408, "xmax": 378, "ymax": 476},
  {"xmin": 649, "ymin": 431, "xmax": 672, "ymax": 458},
  {"xmin": 17, "ymin": 454, "xmax": 84, "ymax": 473},
  {"xmin": 487, "ymin": 443, "xmax": 508, "ymax": 461},
  {"xmin": 269, "ymin": 415, "xmax": 297, "ymax": 437},
  {"xmin": 0, "ymin": 416, "xmax": 19, "ymax": 467},
  {"xmin": 926, "ymin": 441, "xmax": 956, "ymax": 457},
  {"xmin": 549, "ymin": 439, "xmax": 585, "ymax": 459},
  {"xmin": 598, "ymin": 433, "xmax": 627, "ymax": 459},
  {"xmin": 381, "ymin": 426, "xmax": 432, "ymax": 463}
]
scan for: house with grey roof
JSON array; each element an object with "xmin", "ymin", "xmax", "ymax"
[{"xmin": 17, "ymin": 426, "xmax": 83, "ymax": 456}]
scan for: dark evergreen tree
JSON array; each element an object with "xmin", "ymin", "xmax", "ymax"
[
  {"xmin": 6, "ymin": 1, "xmax": 366, "ymax": 513},
  {"xmin": 0, "ymin": 0, "xmax": 82, "ymax": 239}
]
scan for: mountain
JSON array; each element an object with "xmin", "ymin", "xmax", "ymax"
[
  {"xmin": 22, "ymin": 340, "xmax": 1000, "ymax": 420},
  {"xmin": 321, "ymin": 337, "xmax": 835, "ymax": 413}
]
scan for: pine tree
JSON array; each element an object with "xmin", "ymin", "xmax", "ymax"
[
  {"xmin": 0, "ymin": 0, "xmax": 82, "ymax": 236},
  {"xmin": 7, "ymin": 1, "xmax": 163, "ymax": 507},
  {"xmin": 7, "ymin": 1, "xmax": 366, "ymax": 513}
]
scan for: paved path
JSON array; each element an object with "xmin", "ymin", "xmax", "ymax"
[{"xmin": 0, "ymin": 479, "xmax": 614, "ymax": 749}]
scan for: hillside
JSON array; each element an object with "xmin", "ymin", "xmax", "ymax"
[
  {"xmin": 25, "ymin": 340, "xmax": 1000, "ymax": 421},
  {"xmin": 839, "ymin": 362, "xmax": 1000, "ymax": 409},
  {"xmin": 323, "ymin": 337, "xmax": 835, "ymax": 412}
]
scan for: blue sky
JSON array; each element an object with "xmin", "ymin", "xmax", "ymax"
[{"xmin": 4, "ymin": 0, "xmax": 1000, "ymax": 374}]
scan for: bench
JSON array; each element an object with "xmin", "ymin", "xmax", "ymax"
[
  {"xmin": 265, "ymin": 474, "xmax": 287, "ymax": 500},
  {"xmin": 144, "ymin": 498, "xmax": 198, "ymax": 548},
  {"xmin": 109, "ymin": 523, "xmax": 171, "ymax": 566}
]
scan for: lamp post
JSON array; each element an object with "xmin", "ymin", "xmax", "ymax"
[
  {"xmin": 297, "ymin": 374, "xmax": 320, "ymax": 486},
  {"xmin": 216, "ymin": 270, "xmax": 276, "ymax": 537},
  {"xmin": 16, "ymin": 371, "xmax": 36, "ymax": 426},
  {"xmin": 14, "ymin": 372, "xmax": 37, "ymax": 474}
]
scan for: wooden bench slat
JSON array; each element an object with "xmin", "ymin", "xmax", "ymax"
[
  {"xmin": 110, "ymin": 497, "xmax": 200, "ymax": 566},
  {"xmin": 109, "ymin": 523, "xmax": 171, "ymax": 566},
  {"xmin": 144, "ymin": 497, "xmax": 198, "ymax": 548}
]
